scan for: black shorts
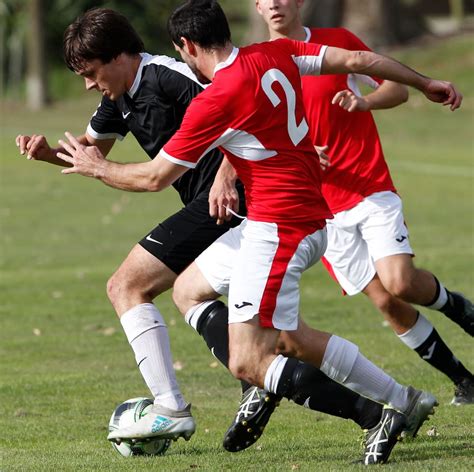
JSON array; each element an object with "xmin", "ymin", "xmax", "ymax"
[{"xmin": 139, "ymin": 193, "xmax": 245, "ymax": 275}]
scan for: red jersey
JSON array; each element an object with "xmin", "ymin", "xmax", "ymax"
[
  {"xmin": 301, "ymin": 27, "xmax": 396, "ymax": 213},
  {"xmin": 162, "ymin": 40, "xmax": 332, "ymax": 224}
]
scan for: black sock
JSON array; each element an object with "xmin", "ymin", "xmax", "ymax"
[
  {"xmin": 415, "ymin": 328, "xmax": 472, "ymax": 384},
  {"xmin": 276, "ymin": 358, "xmax": 382, "ymax": 430},
  {"xmin": 195, "ymin": 300, "xmax": 251, "ymax": 392}
]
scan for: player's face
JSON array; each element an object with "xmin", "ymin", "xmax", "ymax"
[
  {"xmin": 256, "ymin": 0, "xmax": 304, "ymax": 33},
  {"xmin": 77, "ymin": 58, "xmax": 127, "ymax": 101}
]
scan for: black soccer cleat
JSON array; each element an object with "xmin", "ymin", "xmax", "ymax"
[
  {"xmin": 444, "ymin": 292, "xmax": 474, "ymax": 337},
  {"xmin": 451, "ymin": 377, "xmax": 474, "ymax": 406},
  {"xmin": 223, "ymin": 386, "xmax": 280, "ymax": 452},
  {"xmin": 363, "ymin": 407, "xmax": 406, "ymax": 465}
]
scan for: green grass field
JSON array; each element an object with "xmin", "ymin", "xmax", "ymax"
[{"xmin": 1, "ymin": 35, "xmax": 473, "ymax": 471}]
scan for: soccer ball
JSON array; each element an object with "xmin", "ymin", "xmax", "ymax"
[{"xmin": 108, "ymin": 397, "xmax": 171, "ymax": 457}]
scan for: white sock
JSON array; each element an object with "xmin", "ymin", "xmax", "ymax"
[
  {"xmin": 426, "ymin": 280, "xmax": 448, "ymax": 310},
  {"xmin": 398, "ymin": 313, "xmax": 433, "ymax": 349},
  {"xmin": 185, "ymin": 301, "xmax": 217, "ymax": 331},
  {"xmin": 321, "ymin": 335, "xmax": 410, "ymax": 412},
  {"xmin": 120, "ymin": 303, "xmax": 186, "ymax": 410},
  {"xmin": 263, "ymin": 354, "xmax": 288, "ymax": 394}
]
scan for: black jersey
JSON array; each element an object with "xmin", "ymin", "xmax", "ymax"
[{"xmin": 87, "ymin": 53, "xmax": 223, "ymax": 204}]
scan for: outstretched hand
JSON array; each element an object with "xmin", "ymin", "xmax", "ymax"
[
  {"xmin": 57, "ymin": 132, "xmax": 107, "ymax": 178},
  {"xmin": 15, "ymin": 134, "xmax": 53, "ymax": 161},
  {"xmin": 423, "ymin": 80, "xmax": 462, "ymax": 111}
]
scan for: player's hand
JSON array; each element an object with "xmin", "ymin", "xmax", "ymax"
[
  {"xmin": 15, "ymin": 134, "xmax": 53, "ymax": 161},
  {"xmin": 332, "ymin": 90, "xmax": 369, "ymax": 112},
  {"xmin": 422, "ymin": 80, "xmax": 462, "ymax": 111},
  {"xmin": 209, "ymin": 175, "xmax": 239, "ymax": 225},
  {"xmin": 57, "ymin": 132, "xmax": 107, "ymax": 178},
  {"xmin": 315, "ymin": 145, "xmax": 331, "ymax": 171}
]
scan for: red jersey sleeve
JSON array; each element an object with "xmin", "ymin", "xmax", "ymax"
[
  {"xmin": 272, "ymin": 38, "xmax": 328, "ymax": 77},
  {"xmin": 161, "ymin": 92, "xmax": 228, "ymax": 168}
]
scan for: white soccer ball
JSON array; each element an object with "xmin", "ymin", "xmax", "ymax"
[{"xmin": 108, "ymin": 397, "xmax": 171, "ymax": 457}]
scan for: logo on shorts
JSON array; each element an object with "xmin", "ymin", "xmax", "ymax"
[
  {"xmin": 146, "ymin": 234, "xmax": 163, "ymax": 245},
  {"xmin": 395, "ymin": 235, "xmax": 407, "ymax": 243},
  {"xmin": 234, "ymin": 301, "xmax": 253, "ymax": 309}
]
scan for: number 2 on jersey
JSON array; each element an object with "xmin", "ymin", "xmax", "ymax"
[{"xmin": 261, "ymin": 69, "xmax": 309, "ymax": 146}]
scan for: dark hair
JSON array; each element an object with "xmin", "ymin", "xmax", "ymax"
[
  {"xmin": 167, "ymin": 0, "xmax": 231, "ymax": 50},
  {"xmin": 63, "ymin": 8, "xmax": 144, "ymax": 72}
]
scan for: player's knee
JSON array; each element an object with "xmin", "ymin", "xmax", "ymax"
[
  {"xmin": 171, "ymin": 280, "xmax": 187, "ymax": 314},
  {"xmin": 369, "ymin": 289, "xmax": 399, "ymax": 316},
  {"xmin": 383, "ymin": 272, "xmax": 416, "ymax": 300},
  {"xmin": 228, "ymin": 354, "xmax": 256, "ymax": 385}
]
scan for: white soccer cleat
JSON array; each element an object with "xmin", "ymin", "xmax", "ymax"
[
  {"xmin": 401, "ymin": 386, "xmax": 438, "ymax": 438},
  {"xmin": 107, "ymin": 403, "xmax": 196, "ymax": 443}
]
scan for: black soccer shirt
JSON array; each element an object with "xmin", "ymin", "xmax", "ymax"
[{"xmin": 87, "ymin": 53, "xmax": 223, "ymax": 204}]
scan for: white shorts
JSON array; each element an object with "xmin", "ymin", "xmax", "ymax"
[
  {"xmin": 195, "ymin": 219, "xmax": 327, "ymax": 331},
  {"xmin": 322, "ymin": 191, "xmax": 413, "ymax": 295}
]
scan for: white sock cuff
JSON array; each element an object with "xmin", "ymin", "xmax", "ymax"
[
  {"xmin": 320, "ymin": 335, "xmax": 359, "ymax": 384},
  {"xmin": 264, "ymin": 355, "xmax": 288, "ymax": 394},
  {"xmin": 184, "ymin": 301, "xmax": 217, "ymax": 331},
  {"xmin": 426, "ymin": 281, "xmax": 448, "ymax": 310},
  {"xmin": 398, "ymin": 313, "xmax": 433, "ymax": 349},
  {"xmin": 120, "ymin": 303, "xmax": 166, "ymax": 344}
]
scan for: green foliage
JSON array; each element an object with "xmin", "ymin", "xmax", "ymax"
[{"xmin": 1, "ymin": 35, "xmax": 473, "ymax": 470}]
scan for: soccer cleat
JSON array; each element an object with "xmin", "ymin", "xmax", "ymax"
[
  {"xmin": 362, "ymin": 406, "xmax": 406, "ymax": 465},
  {"xmin": 444, "ymin": 292, "xmax": 474, "ymax": 336},
  {"xmin": 223, "ymin": 387, "xmax": 280, "ymax": 452},
  {"xmin": 451, "ymin": 377, "xmax": 474, "ymax": 406},
  {"xmin": 401, "ymin": 386, "xmax": 438, "ymax": 438},
  {"xmin": 107, "ymin": 403, "xmax": 196, "ymax": 443}
]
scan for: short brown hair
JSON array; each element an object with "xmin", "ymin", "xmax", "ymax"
[{"xmin": 63, "ymin": 8, "xmax": 144, "ymax": 72}]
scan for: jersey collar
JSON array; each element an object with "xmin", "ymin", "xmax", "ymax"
[
  {"xmin": 303, "ymin": 26, "xmax": 311, "ymax": 43},
  {"xmin": 214, "ymin": 47, "xmax": 239, "ymax": 76},
  {"xmin": 127, "ymin": 53, "xmax": 149, "ymax": 98}
]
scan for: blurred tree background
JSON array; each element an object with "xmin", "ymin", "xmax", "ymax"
[{"xmin": 1, "ymin": 0, "xmax": 473, "ymax": 108}]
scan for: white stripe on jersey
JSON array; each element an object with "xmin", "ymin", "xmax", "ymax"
[
  {"xmin": 291, "ymin": 45, "xmax": 327, "ymax": 76},
  {"xmin": 128, "ymin": 53, "xmax": 205, "ymax": 97},
  {"xmin": 160, "ymin": 127, "xmax": 277, "ymax": 169},
  {"xmin": 347, "ymin": 73, "xmax": 380, "ymax": 96},
  {"xmin": 86, "ymin": 123, "xmax": 125, "ymax": 141}
]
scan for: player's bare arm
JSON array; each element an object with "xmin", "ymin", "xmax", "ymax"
[
  {"xmin": 322, "ymin": 47, "xmax": 462, "ymax": 111},
  {"xmin": 15, "ymin": 132, "xmax": 115, "ymax": 166},
  {"xmin": 57, "ymin": 131, "xmax": 187, "ymax": 192},
  {"xmin": 332, "ymin": 80, "xmax": 408, "ymax": 113},
  {"xmin": 209, "ymin": 155, "xmax": 240, "ymax": 224}
]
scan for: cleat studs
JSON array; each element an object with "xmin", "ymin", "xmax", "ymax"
[
  {"xmin": 242, "ymin": 421, "xmax": 248, "ymax": 426},
  {"xmin": 247, "ymin": 428, "xmax": 253, "ymax": 433},
  {"xmin": 264, "ymin": 397, "xmax": 271, "ymax": 403},
  {"xmin": 254, "ymin": 435, "xmax": 259, "ymax": 440},
  {"xmin": 260, "ymin": 426, "xmax": 264, "ymax": 431}
]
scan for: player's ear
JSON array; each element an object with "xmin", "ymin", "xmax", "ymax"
[{"xmin": 181, "ymin": 37, "xmax": 197, "ymax": 57}]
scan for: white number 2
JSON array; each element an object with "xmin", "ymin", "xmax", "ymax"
[{"xmin": 261, "ymin": 68, "xmax": 309, "ymax": 146}]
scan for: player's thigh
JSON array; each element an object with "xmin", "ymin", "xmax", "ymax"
[
  {"xmin": 139, "ymin": 195, "xmax": 241, "ymax": 276},
  {"xmin": 110, "ymin": 243, "xmax": 177, "ymax": 298},
  {"xmin": 193, "ymin": 220, "xmax": 244, "ymax": 297},
  {"xmin": 361, "ymin": 191, "xmax": 413, "ymax": 263},
  {"xmin": 323, "ymin": 214, "xmax": 375, "ymax": 296},
  {"xmin": 374, "ymin": 253, "xmax": 416, "ymax": 289},
  {"xmin": 228, "ymin": 220, "xmax": 326, "ymax": 331},
  {"xmin": 173, "ymin": 261, "xmax": 221, "ymax": 312}
]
